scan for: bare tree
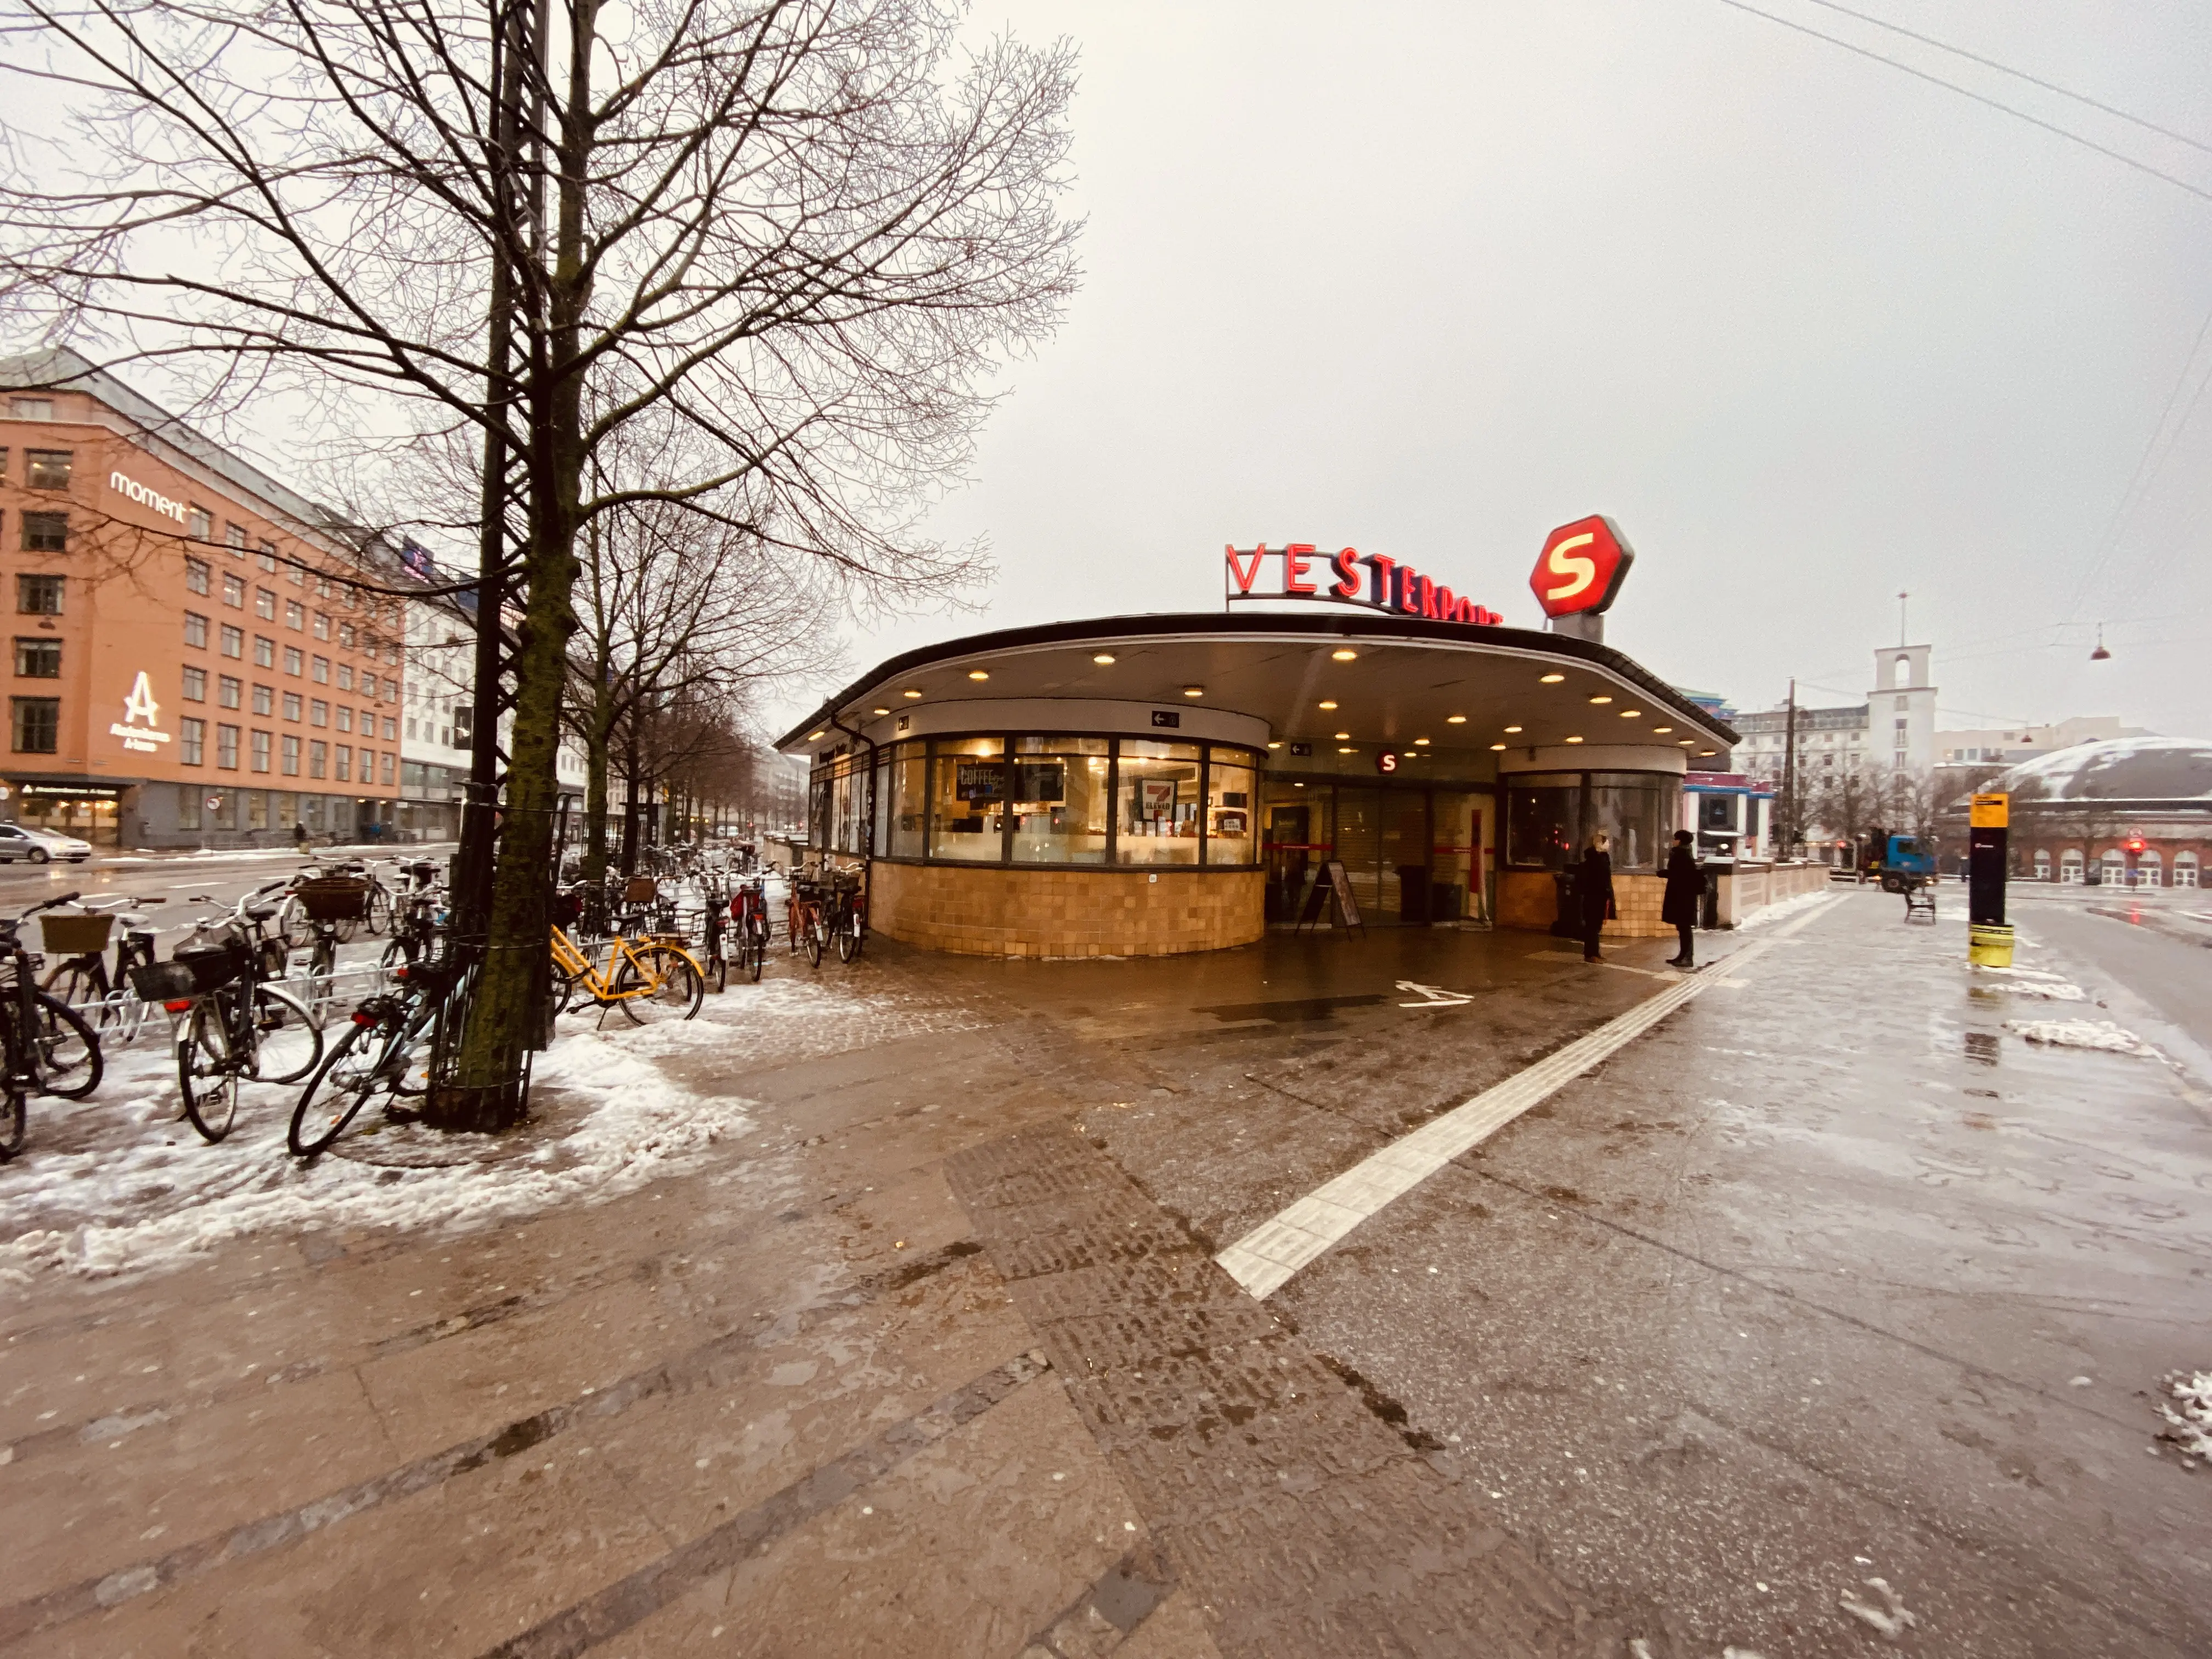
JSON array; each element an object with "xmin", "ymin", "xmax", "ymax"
[
  {"xmin": 1810, "ymin": 765, "xmax": 1876, "ymax": 863},
  {"xmin": 1, "ymin": 0, "xmax": 1080, "ymax": 1125}
]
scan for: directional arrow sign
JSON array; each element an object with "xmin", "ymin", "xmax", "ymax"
[{"xmin": 1531, "ymin": 515, "xmax": 1634, "ymax": 618}]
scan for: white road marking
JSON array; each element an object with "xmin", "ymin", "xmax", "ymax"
[
  {"xmin": 1215, "ymin": 898, "xmax": 1840, "ymax": 1300},
  {"xmin": 1396, "ymin": 980, "xmax": 1472, "ymax": 1007}
]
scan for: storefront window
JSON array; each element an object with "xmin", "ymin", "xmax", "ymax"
[
  {"xmin": 1585, "ymin": 773, "xmax": 1668, "ymax": 872},
  {"xmin": 1009, "ymin": 735, "xmax": 1109, "ymax": 864},
  {"xmin": 928, "ymin": 737, "xmax": 1004, "ymax": 862},
  {"xmin": 886, "ymin": 741, "xmax": 926, "ymax": 858},
  {"xmin": 1205, "ymin": 747, "xmax": 1259, "ymax": 865},
  {"xmin": 1116, "ymin": 740, "xmax": 1201, "ymax": 865},
  {"xmin": 1505, "ymin": 774, "xmax": 1580, "ymax": 870},
  {"xmin": 177, "ymin": 784, "xmax": 200, "ymax": 831}
]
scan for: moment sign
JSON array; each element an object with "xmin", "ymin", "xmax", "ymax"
[{"xmin": 1223, "ymin": 544, "xmax": 1502, "ymax": 627}]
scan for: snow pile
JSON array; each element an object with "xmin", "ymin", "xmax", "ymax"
[
  {"xmin": 2157, "ymin": 1370, "xmax": 2212, "ymax": 1465},
  {"xmin": 0, "ymin": 1022, "xmax": 752, "ymax": 1282},
  {"xmin": 2003, "ymin": 1018, "xmax": 2151, "ymax": 1055},
  {"xmin": 1973, "ymin": 970, "xmax": 2089, "ymax": 1001}
]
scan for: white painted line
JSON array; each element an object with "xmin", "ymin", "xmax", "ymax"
[{"xmin": 1215, "ymin": 897, "xmax": 1841, "ymax": 1300}]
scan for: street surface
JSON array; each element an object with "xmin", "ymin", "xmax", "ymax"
[{"xmin": 0, "ymin": 881, "xmax": 2206, "ymax": 1656}]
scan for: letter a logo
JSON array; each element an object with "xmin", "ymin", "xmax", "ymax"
[{"xmin": 122, "ymin": 670, "xmax": 160, "ymax": 728}]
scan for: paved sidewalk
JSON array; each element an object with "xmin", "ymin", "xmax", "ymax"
[{"xmin": 2, "ymin": 900, "xmax": 2206, "ymax": 1655}]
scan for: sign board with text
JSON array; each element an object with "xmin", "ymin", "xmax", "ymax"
[
  {"xmin": 1530, "ymin": 516, "xmax": 1634, "ymax": 619},
  {"xmin": 1224, "ymin": 545, "xmax": 1502, "ymax": 628}
]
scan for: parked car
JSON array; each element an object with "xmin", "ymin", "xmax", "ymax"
[{"xmin": 0, "ymin": 822, "xmax": 92, "ymax": 863}]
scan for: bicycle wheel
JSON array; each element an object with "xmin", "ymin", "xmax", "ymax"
[
  {"xmin": 288, "ymin": 1017, "xmax": 383, "ymax": 1156},
  {"xmin": 0, "ymin": 1084, "xmax": 22, "ymax": 1161},
  {"xmin": 178, "ymin": 1001, "xmax": 240, "ymax": 1143},
  {"xmin": 33, "ymin": 993, "xmax": 102, "ymax": 1102},
  {"xmin": 41, "ymin": 960, "xmax": 98, "ymax": 1018},
  {"xmin": 836, "ymin": 906, "xmax": 862, "ymax": 963},
  {"xmin": 364, "ymin": 885, "xmax": 394, "ymax": 938},
  {"xmin": 803, "ymin": 911, "xmax": 824, "ymax": 968},
  {"xmin": 608, "ymin": 946, "xmax": 704, "ymax": 1023},
  {"xmin": 250, "ymin": 982, "xmax": 324, "ymax": 1086},
  {"xmin": 708, "ymin": 941, "xmax": 728, "ymax": 993}
]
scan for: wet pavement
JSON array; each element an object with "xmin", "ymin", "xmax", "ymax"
[{"xmin": 2, "ymin": 889, "xmax": 2208, "ymax": 1656}]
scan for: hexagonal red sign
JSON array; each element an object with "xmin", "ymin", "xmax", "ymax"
[{"xmin": 1531, "ymin": 515, "xmax": 1634, "ymax": 618}]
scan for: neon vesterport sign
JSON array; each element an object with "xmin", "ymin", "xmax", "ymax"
[
  {"xmin": 109, "ymin": 672, "xmax": 173, "ymax": 754},
  {"xmin": 108, "ymin": 470, "xmax": 190, "ymax": 524},
  {"xmin": 1224, "ymin": 544, "xmax": 1503, "ymax": 626}
]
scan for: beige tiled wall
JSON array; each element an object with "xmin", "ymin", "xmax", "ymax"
[
  {"xmin": 869, "ymin": 862, "xmax": 1265, "ymax": 957},
  {"xmin": 1496, "ymin": 869, "xmax": 1671, "ymax": 939}
]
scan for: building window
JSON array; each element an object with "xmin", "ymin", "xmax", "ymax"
[
  {"xmin": 284, "ymin": 646, "xmax": 303, "ymax": 676},
  {"xmin": 336, "ymin": 706, "xmax": 352, "ymax": 733},
  {"xmin": 282, "ymin": 691, "xmax": 301, "ymax": 721},
  {"xmin": 12, "ymin": 638, "xmax": 60, "ymax": 678},
  {"xmin": 24, "ymin": 450, "xmax": 72, "ymax": 490},
  {"xmin": 177, "ymin": 784, "xmax": 200, "ymax": 830},
  {"xmin": 334, "ymin": 744, "xmax": 351, "ymax": 782},
  {"xmin": 216, "ymin": 723, "xmax": 240, "ymax": 769},
  {"xmin": 337, "ymin": 663, "xmax": 353, "ymax": 692},
  {"xmin": 361, "ymin": 672, "xmax": 377, "ymax": 699},
  {"xmin": 219, "ymin": 624, "xmax": 243, "ymax": 657},
  {"xmin": 250, "ymin": 729, "xmax": 272, "ymax": 772},
  {"xmin": 312, "ymin": 612, "xmax": 329, "ymax": 640},
  {"xmin": 407, "ymin": 716, "xmax": 416, "ymax": 739},
  {"xmin": 18, "ymin": 575, "xmax": 63, "ymax": 616},
  {"xmin": 309, "ymin": 698, "xmax": 328, "ymax": 727},
  {"xmin": 924, "ymin": 737, "xmax": 1003, "ymax": 862},
  {"xmin": 257, "ymin": 542, "xmax": 278, "ymax": 573},
  {"xmin": 1004, "ymin": 736, "xmax": 1110, "ymax": 864},
  {"xmin": 381, "ymin": 715, "xmax": 397, "ymax": 742},
  {"xmin": 10, "ymin": 697, "xmax": 59, "ymax": 754},
  {"xmin": 285, "ymin": 600, "xmax": 303, "ymax": 630},
  {"xmin": 253, "ymin": 635, "xmax": 274, "ymax": 668},
  {"xmin": 308, "ymin": 739, "xmax": 326, "ymax": 778},
  {"xmin": 380, "ymin": 751, "xmax": 395, "ymax": 786},
  {"xmin": 225, "ymin": 523, "xmax": 247, "ymax": 554},
  {"xmin": 1205, "ymin": 749, "xmax": 1258, "ymax": 865},
  {"xmin": 255, "ymin": 587, "xmax": 276, "ymax": 620},
  {"xmin": 221, "ymin": 573, "xmax": 245, "ymax": 608},
  {"xmin": 339, "ymin": 623, "xmax": 357, "ymax": 649},
  {"xmin": 1115, "ymin": 740, "xmax": 1203, "ymax": 866},
  {"xmin": 184, "ymin": 611, "xmax": 210, "ymax": 648},
  {"xmin": 187, "ymin": 506, "xmax": 212, "ymax": 540},
  {"xmin": 182, "ymin": 666, "xmax": 206, "ymax": 701},
  {"xmin": 185, "ymin": 556, "xmax": 211, "ymax": 595},
  {"xmin": 287, "ymin": 558, "xmax": 304, "ymax": 588},
  {"xmin": 281, "ymin": 733, "xmax": 301, "ymax": 775},
  {"xmin": 312, "ymin": 654, "xmax": 329, "ymax": 684},
  {"xmin": 179, "ymin": 716, "xmax": 205, "ymax": 765},
  {"xmin": 20, "ymin": 512, "xmax": 66, "ymax": 552},
  {"xmin": 9, "ymin": 397, "xmax": 54, "ymax": 421},
  {"xmin": 217, "ymin": 674, "xmax": 241, "ymax": 709},
  {"xmin": 251, "ymin": 683, "xmax": 273, "ymax": 716}
]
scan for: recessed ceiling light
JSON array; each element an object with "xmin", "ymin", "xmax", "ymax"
[
  {"xmin": 1318, "ymin": 699, "xmax": 1338, "ymax": 710},
  {"xmin": 1651, "ymin": 725, "xmax": 1673, "ymax": 734},
  {"xmin": 1092, "ymin": 652, "xmax": 1116, "ymax": 665},
  {"xmin": 1503, "ymin": 724, "xmax": 1522, "ymax": 733},
  {"xmin": 1540, "ymin": 673, "xmax": 1565, "ymax": 684},
  {"xmin": 1489, "ymin": 742, "xmax": 1508, "ymax": 751},
  {"xmin": 1413, "ymin": 737, "xmax": 1430, "ymax": 746},
  {"xmin": 968, "ymin": 669, "xmax": 990, "ymax": 681},
  {"xmin": 1446, "ymin": 714, "xmax": 1467, "ymax": 725},
  {"xmin": 1293, "ymin": 781, "xmax": 1306, "ymax": 788},
  {"xmin": 902, "ymin": 689, "xmax": 922, "ymax": 698},
  {"xmin": 1678, "ymin": 738, "xmax": 1695, "ymax": 746},
  {"xmin": 1334, "ymin": 732, "xmax": 1351, "ymax": 740},
  {"xmin": 1338, "ymin": 746, "xmax": 1356, "ymax": 753},
  {"xmin": 1565, "ymin": 735, "xmax": 1585, "ymax": 744},
  {"xmin": 1589, "ymin": 695, "xmax": 1612, "ymax": 704},
  {"xmin": 1267, "ymin": 741, "xmax": 1282, "ymax": 749},
  {"xmin": 1182, "ymin": 685, "xmax": 1205, "ymax": 698},
  {"xmin": 806, "ymin": 730, "xmax": 825, "ymax": 740},
  {"xmin": 1620, "ymin": 709, "xmax": 1641, "ymax": 718},
  {"xmin": 1699, "ymin": 748, "xmax": 1718, "ymax": 757},
  {"xmin": 871, "ymin": 706, "xmax": 890, "ymax": 715},
  {"xmin": 1331, "ymin": 648, "xmax": 1358, "ymax": 662}
]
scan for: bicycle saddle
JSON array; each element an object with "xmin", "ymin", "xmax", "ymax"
[{"xmin": 245, "ymin": 903, "xmax": 282, "ymax": 922}]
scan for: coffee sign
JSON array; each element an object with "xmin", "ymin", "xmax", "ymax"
[{"xmin": 1224, "ymin": 545, "xmax": 1502, "ymax": 627}]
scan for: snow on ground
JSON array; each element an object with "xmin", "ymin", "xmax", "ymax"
[
  {"xmin": 2003, "ymin": 1018, "xmax": 2152, "ymax": 1055},
  {"xmin": 1733, "ymin": 887, "xmax": 1841, "ymax": 933},
  {"xmin": 1972, "ymin": 968, "xmax": 2089, "ymax": 1001},
  {"xmin": 2157, "ymin": 1371, "xmax": 2212, "ymax": 1465}
]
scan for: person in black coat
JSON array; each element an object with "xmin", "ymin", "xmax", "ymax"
[
  {"xmin": 1662, "ymin": 828, "xmax": 1706, "ymax": 968},
  {"xmin": 1577, "ymin": 833, "xmax": 1615, "ymax": 963}
]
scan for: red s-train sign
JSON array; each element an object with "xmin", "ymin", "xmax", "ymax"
[
  {"xmin": 1531, "ymin": 516, "xmax": 1634, "ymax": 618},
  {"xmin": 1223, "ymin": 545, "xmax": 1502, "ymax": 627}
]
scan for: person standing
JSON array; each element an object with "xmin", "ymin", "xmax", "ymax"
[
  {"xmin": 1663, "ymin": 828, "xmax": 1706, "ymax": 968},
  {"xmin": 1577, "ymin": 832, "xmax": 1615, "ymax": 963}
]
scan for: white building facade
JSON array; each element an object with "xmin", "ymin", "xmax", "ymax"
[{"xmin": 1733, "ymin": 644, "xmax": 1938, "ymax": 787}]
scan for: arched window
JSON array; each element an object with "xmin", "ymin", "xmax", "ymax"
[
  {"xmin": 1894, "ymin": 653, "xmax": 1911, "ymax": 687},
  {"xmin": 2136, "ymin": 848, "xmax": 2163, "ymax": 888},
  {"xmin": 2059, "ymin": 848, "xmax": 2085, "ymax": 883},
  {"xmin": 2033, "ymin": 849, "xmax": 2051, "ymax": 881},
  {"xmin": 2177, "ymin": 850, "xmax": 2200, "ymax": 889},
  {"xmin": 2100, "ymin": 848, "xmax": 2127, "ymax": 886}
]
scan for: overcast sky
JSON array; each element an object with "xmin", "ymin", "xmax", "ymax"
[{"xmin": 810, "ymin": 0, "xmax": 2212, "ymax": 738}]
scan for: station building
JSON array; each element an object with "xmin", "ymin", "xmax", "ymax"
[
  {"xmin": 0, "ymin": 348, "xmax": 407, "ymax": 847},
  {"xmin": 778, "ymin": 591, "xmax": 1739, "ymax": 958}
]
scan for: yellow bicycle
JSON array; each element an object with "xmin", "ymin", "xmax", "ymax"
[{"xmin": 550, "ymin": 924, "xmax": 704, "ymax": 1023}]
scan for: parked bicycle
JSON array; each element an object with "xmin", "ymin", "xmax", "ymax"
[
  {"xmin": 289, "ymin": 955, "xmax": 466, "ymax": 1157},
  {"xmin": 137, "ymin": 906, "xmax": 324, "ymax": 1143},
  {"xmin": 0, "ymin": 895, "xmax": 106, "ymax": 1160},
  {"xmin": 549, "ymin": 921, "xmax": 704, "ymax": 1022},
  {"xmin": 785, "ymin": 867, "xmax": 827, "ymax": 968},
  {"xmin": 729, "ymin": 870, "xmax": 772, "ymax": 983},
  {"xmin": 822, "ymin": 863, "xmax": 867, "ymax": 963},
  {"xmin": 40, "ymin": 894, "xmax": 166, "ymax": 1045}
]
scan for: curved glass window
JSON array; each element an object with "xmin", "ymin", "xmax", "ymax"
[
  {"xmin": 1116, "ymin": 740, "xmax": 1201, "ymax": 865},
  {"xmin": 928, "ymin": 737, "xmax": 1004, "ymax": 861},
  {"xmin": 1011, "ymin": 735, "xmax": 1110, "ymax": 863},
  {"xmin": 1505, "ymin": 772, "xmax": 1580, "ymax": 870},
  {"xmin": 1205, "ymin": 747, "xmax": 1258, "ymax": 865},
  {"xmin": 1585, "ymin": 772, "xmax": 1667, "ymax": 873},
  {"xmin": 1505, "ymin": 770, "xmax": 1673, "ymax": 872}
]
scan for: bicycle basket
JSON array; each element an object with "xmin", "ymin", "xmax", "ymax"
[
  {"xmin": 622, "ymin": 876, "xmax": 658, "ymax": 904},
  {"xmin": 172, "ymin": 939, "xmax": 249, "ymax": 995},
  {"xmin": 295, "ymin": 877, "xmax": 371, "ymax": 922},
  {"xmin": 40, "ymin": 912, "xmax": 116, "ymax": 955},
  {"xmin": 128, "ymin": 960, "xmax": 204, "ymax": 1003}
]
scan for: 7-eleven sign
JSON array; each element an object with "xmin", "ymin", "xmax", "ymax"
[{"xmin": 1531, "ymin": 516, "xmax": 1634, "ymax": 619}]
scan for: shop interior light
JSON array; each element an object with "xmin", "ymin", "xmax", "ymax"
[
  {"xmin": 1413, "ymin": 737, "xmax": 1430, "ymax": 746},
  {"xmin": 1503, "ymin": 724, "xmax": 1522, "ymax": 733},
  {"xmin": 1334, "ymin": 731, "xmax": 1350, "ymax": 740},
  {"xmin": 1331, "ymin": 648, "xmax": 1358, "ymax": 661},
  {"xmin": 1541, "ymin": 673, "xmax": 1565, "ymax": 683},
  {"xmin": 1620, "ymin": 709, "xmax": 1641, "ymax": 718},
  {"xmin": 1092, "ymin": 652, "xmax": 1116, "ymax": 664},
  {"xmin": 902, "ymin": 689, "xmax": 922, "ymax": 698},
  {"xmin": 1489, "ymin": 742, "xmax": 1508, "ymax": 751},
  {"xmin": 1318, "ymin": 699, "xmax": 1338, "ymax": 710},
  {"xmin": 1182, "ymin": 685, "xmax": 1205, "ymax": 697},
  {"xmin": 1588, "ymin": 695, "xmax": 1612, "ymax": 704},
  {"xmin": 968, "ymin": 669, "xmax": 990, "ymax": 681},
  {"xmin": 1446, "ymin": 714, "xmax": 1467, "ymax": 724},
  {"xmin": 1565, "ymin": 735, "xmax": 1585, "ymax": 743},
  {"xmin": 871, "ymin": 706, "xmax": 890, "ymax": 715},
  {"xmin": 1293, "ymin": 781, "xmax": 1306, "ymax": 788},
  {"xmin": 1650, "ymin": 725, "xmax": 1672, "ymax": 734}
]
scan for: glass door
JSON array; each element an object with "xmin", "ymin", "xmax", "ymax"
[{"xmin": 1430, "ymin": 791, "xmax": 1479, "ymax": 922}]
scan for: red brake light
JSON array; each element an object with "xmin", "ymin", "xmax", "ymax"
[
  {"xmin": 162, "ymin": 998, "xmax": 194, "ymax": 1013},
  {"xmin": 352, "ymin": 1011, "xmax": 379, "ymax": 1025}
]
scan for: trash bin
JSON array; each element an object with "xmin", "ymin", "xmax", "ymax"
[
  {"xmin": 1698, "ymin": 861, "xmax": 1730, "ymax": 929},
  {"xmin": 1550, "ymin": 868, "xmax": 1581, "ymax": 938},
  {"xmin": 1396, "ymin": 865, "xmax": 1430, "ymax": 925},
  {"xmin": 1431, "ymin": 883, "xmax": 1465, "ymax": 922}
]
